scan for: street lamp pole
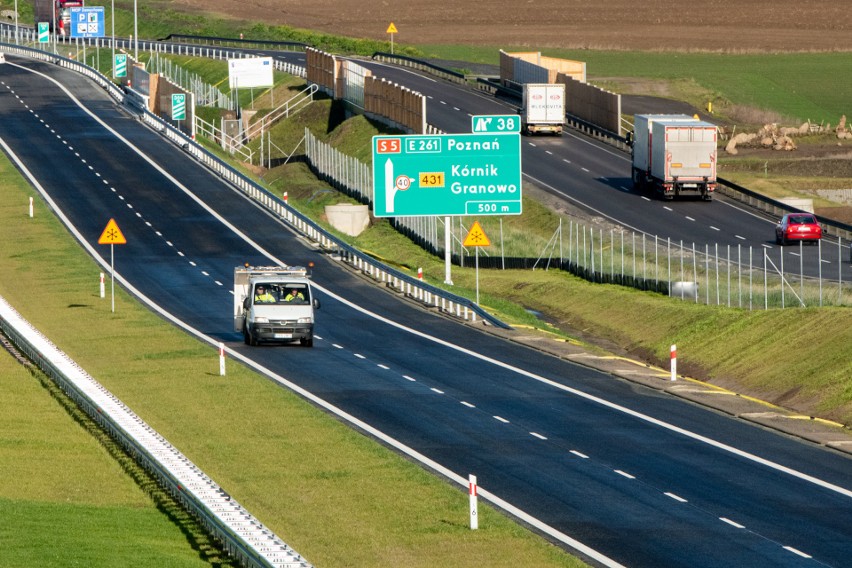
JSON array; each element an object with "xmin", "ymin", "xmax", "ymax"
[
  {"xmin": 133, "ymin": 0, "xmax": 138, "ymax": 61},
  {"xmin": 13, "ymin": 0, "xmax": 18, "ymax": 44},
  {"xmin": 111, "ymin": 0, "xmax": 115, "ymax": 77}
]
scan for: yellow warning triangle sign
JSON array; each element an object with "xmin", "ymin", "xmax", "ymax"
[
  {"xmin": 98, "ymin": 218, "xmax": 127, "ymax": 245},
  {"xmin": 386, "ymin": 22, "xmax": 398, "ymax": 34},
  {"xmin": 463, "ymin": 221, "xmax": 491, "ymax": 247}
]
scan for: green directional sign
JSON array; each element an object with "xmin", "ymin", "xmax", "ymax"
[
  {"xmin": 114, "ymin": 54, "xmax": 127, "ymax": 78},
  {"xmin": 471, "ymin": 114, "xmax": 521, "ymax": 133},
  {"xmin": 372, "ymin": 133, "xmax": 522, "ymax": 217},
  {"xmin": 38, "ymin": 22, "xmax": 50, "ymax": 44},
  {"xmin": 171, "ymin": 94, "xmax": 186, "ymax": 120}
]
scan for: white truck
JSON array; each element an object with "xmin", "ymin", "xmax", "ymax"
[
  {"xmin": 520, "ymin": 83, "xmax": 565, "ymax": 135},
  {"xmin": 234, "ymin": 265, "xmax": 320, "ymax": 346},
  {"xmin": 631, "ymin": 114, "xmax": 717, "ymax": 201}
]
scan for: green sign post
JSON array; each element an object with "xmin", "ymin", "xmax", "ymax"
[
  {"xmin": 171, "ymin": 93, "xmax": 186, "ymax": 121},
  {"xmin": 372, "ymin": 133, "xmax": 522, "ymax": 218},
  {"xmin": 114, "ymin": 54, "xmax": 127, "ymax": 78},
  {"xmin": 471, "ymin": 114, "xmax": 521, "ymax": 133},
  {"xmin": 37, "ymin": 22, "xmax": 49, "ymax": 44}
]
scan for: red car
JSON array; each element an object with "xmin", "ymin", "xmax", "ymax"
[{"xmin": 775, "ymin": 213, "xmax": 822, "ymax": 245}]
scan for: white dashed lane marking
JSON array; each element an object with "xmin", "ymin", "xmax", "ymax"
[{"xmin": 720, "ymin": 517, "xmax": 745, "ymax": 529}]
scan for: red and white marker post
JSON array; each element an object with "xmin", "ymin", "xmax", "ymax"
[
  {"xmin": 469, "ymin": 474, "xmax": 478, "ymax": 530},
  {"xmin": 417, "ymin": 267, "xmax": 423, "ymax": 280},
  {"xmin": 670, "ymin": 344, "xmax": 677, "ymax": 381},
  {"xmin": 219, "ymin": 342, "xmax": 226, "ymax": 376}
]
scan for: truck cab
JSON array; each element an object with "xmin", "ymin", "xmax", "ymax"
[{"xmin": 234, "ymin": 266, "xmax": 320, "ymax": 346}]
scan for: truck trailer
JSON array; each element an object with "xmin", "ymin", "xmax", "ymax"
[
  {"xmin": 34, "ymin": 0, "xmax": 84, "ymax": 35},
  {"xmin": 520, "ymin": 83, "xmax": 565, "ymax": 136},
  {"xmin": 234, "ymin": 265, "xmax": 320, "ymax": 346},
  {"xmin": 631, "ymin": 114, "xmax": 717, "ymax": 201}
]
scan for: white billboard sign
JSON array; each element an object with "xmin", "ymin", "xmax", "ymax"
[{"xmin": 228, "ymin": 57, "xmax": 274, "ymax": 89}]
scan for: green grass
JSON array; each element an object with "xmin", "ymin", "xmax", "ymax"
[
  {"xmin": 0, "ymin": 340, "xmax": 222, "ymax": 567},
  {"xmin": 0, "ymin": 150, "xmax": 586, "ymax": 565}
]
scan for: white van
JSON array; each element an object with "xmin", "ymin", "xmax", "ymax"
[{"xmin": 234, "ymin": 265, "xmax": 320, "ymax": 346}]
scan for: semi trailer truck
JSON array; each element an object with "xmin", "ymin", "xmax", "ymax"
[
  {"xmin": 520, "ymin": 83, "xmax": 565, "ymax": 135},
  {"xmin": 631, "ymin": 114, "xmax": 717, "ymax": 201}
]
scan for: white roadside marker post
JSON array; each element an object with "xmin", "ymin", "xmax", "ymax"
[
  {"xmin": 469, "ymin": 474, "xmax": 478, "ymax": 530},
  {"xmin": 219, "ymin": 342, "xmax": 226, "ymax": 376},
  {"xmin": 99, "ymin": 272, "xmax": 105, "ymax": 299},
  {"xmin": 29, "ymin": 197, "xmax": 33, "ymax": 218},
  {"xmin": 670, "ymin": 344, "xmax": 677, "ymax": 381}
]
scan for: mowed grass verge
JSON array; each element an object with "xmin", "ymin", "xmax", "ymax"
[
  {"xmin": 0, "ymin": 157, "xmax": 585, "ymax": 565},
  {"xmin": 0, "ymin": 334, "xmax": 220, "ymax": 566}
]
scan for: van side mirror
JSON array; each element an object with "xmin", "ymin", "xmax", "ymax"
[
  {"xmin": 313, "ymin": 298, "xmax": 321, "ymax": 309},
  {"xmin": 243, "ymin": 297, "xmax": 251, "ymax": 309}
]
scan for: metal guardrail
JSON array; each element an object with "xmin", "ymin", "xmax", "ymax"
[
  {"xmin": 0, "ymin": 295, "xmax": 311, "ymax": 568},
  {"xmin": 372, "ymin": 51, "xmax": 467, "ymax": 84},
  {"xmin": 158, "ymin": 34, "xmax": 308, "ymax": 52},
  {"xmin": 717, "ymin": 177, "xmax": 852, "ymax": 241}
]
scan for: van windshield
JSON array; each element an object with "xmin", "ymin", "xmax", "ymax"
[{"xmin": 254, "ymin": 283, "xmax": 309, "ymax": 304}]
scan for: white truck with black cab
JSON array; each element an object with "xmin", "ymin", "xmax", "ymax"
[{"xmin": 234, "ymin": 265, "xmax": 319, "ymax": 346}]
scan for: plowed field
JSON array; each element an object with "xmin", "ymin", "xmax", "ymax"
[{"xmin": 171, "ymin": 0, "xmax": 851, "ymax": 51}]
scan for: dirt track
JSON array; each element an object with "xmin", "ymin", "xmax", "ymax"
[{"xmin": 170, "ymin": 0, "xmax": 852, "ymax": 52}]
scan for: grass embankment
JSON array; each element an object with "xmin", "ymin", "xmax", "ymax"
[
  {"xmin": 0, "ymin": 172, "xmax": 222, "ymax": 566},
  {"xmin": 0, "ymin": 152, "xmax": 585, "ymax": 565}
]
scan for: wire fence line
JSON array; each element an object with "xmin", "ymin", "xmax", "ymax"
[
  {"xmin": 143, "ymin": 52, "xmax": 235, "ymax": 110},
  {"xmin": 303, "ymin": 129, "xmax": 851, "ymax": 309}
]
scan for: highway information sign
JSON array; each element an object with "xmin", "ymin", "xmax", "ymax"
[
  {"xmin": 69, "ymin": 7, "xmax": 105, "ymax": 39},
  {"xmin": 471, "ymin": 114, "xmax": 521, "ymax": 133},
  {"xmin": 114, "ymin": 54, "xmax": 127, "ymax": 77},
  {"xmin": 38, "ymin": 22, "xmax": 49, "ymax": 43},
  {"xmin": 372, "ymin": 133, "xmax": 522, "ymax": 217},
  {"xmin": 172, "ymin": 94, "xmax": 186, "ymax": 120}
]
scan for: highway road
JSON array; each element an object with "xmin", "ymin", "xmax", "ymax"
[{"xmin": 1, "ymin": 54, "xmax": 851, "ymax": 567}]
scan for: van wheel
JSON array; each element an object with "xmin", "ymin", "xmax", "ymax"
[
  {"xmin": 300, "ymin": 336, "xmax": 313, "ymax": 347},
  {"xmin": 244, "ymin": 325, "xmax": 258, "ymax": 346}
]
